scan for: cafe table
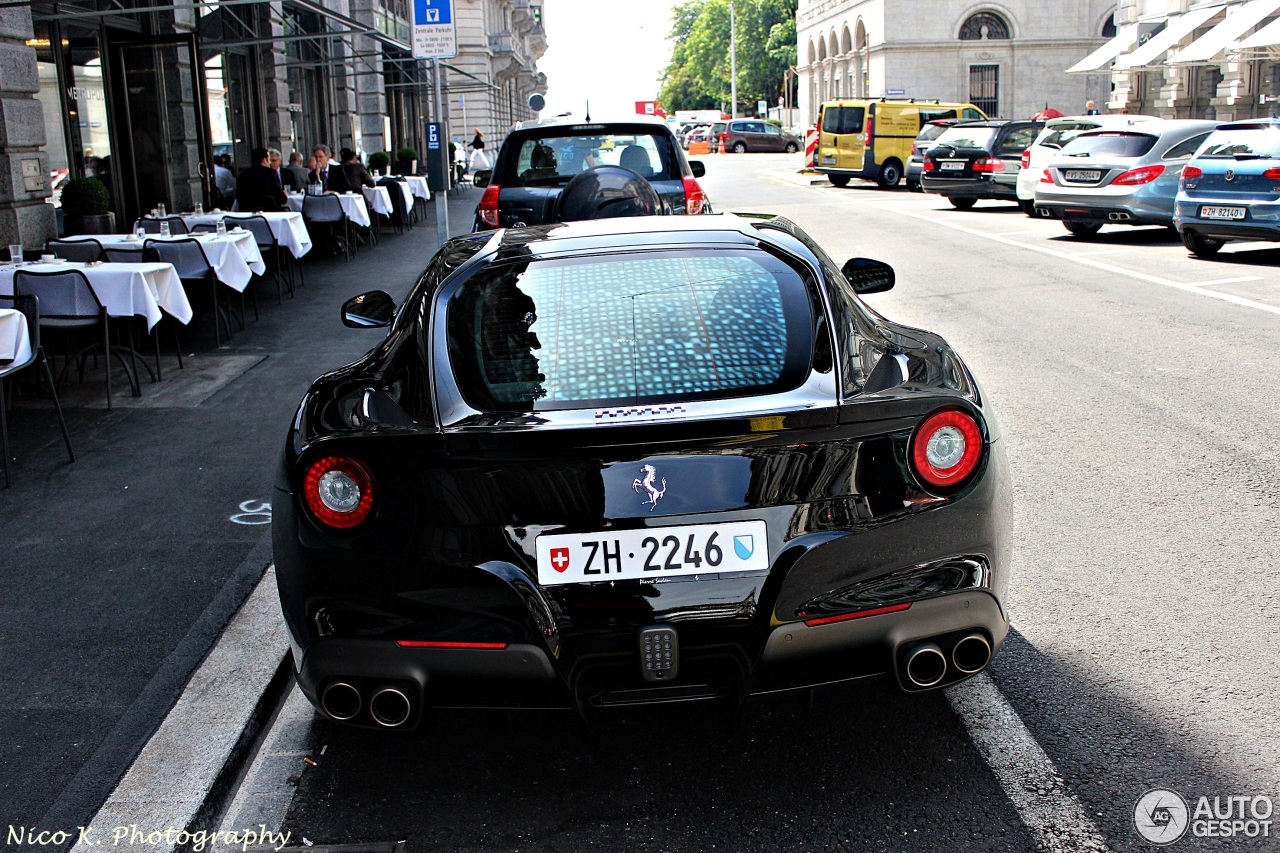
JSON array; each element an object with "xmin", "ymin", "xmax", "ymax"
[
  {"xmin": 361, "ymin": 185, "xmax": 394, "ymax": 217},
  {"xmin": 0, "ymin": 260, "xmax": 192, "ymax": 330},
  {"xmin": 404, "ymin": 175, "xmax": 430, "ymax": 201},
  {"xmin": 287, "ymin": 192, "xmax": 372, "ymax": 229},
  {"xmin": 182, "ymin": 211, "xmax": 313, "ymax": 259},
  {"xmin": 0, "ymin": 306, "xmax": 32, "ymax": 365},
  {"xmin": 80, "ymin": 231, "xmax": 265, "ymax": 293}
]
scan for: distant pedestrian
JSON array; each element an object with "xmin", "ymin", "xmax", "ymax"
[
  {"xmin": 471, "ymin": 129, "xmax": 484, "ymax": 151},
  {"xmin": 1085, "ymin": 100, "xmax": 1101, "ymax": 115}
]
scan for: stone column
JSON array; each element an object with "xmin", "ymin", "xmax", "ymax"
[
  {"xmin": 259, "ymin": 1, "xmax": 296, "ymax": 156},
  {"xmin": 0, "ymin": 6, "xmax": 55, "ymax": 247}
]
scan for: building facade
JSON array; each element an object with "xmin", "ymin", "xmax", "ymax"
[
  {"xmin": 796, "ymin": 0, "xmax": 1116, "ymax": 126},
  {"xmin": 1071, "ymin": 0, "xmax": 1280, "ymax": 120},
  {"xmin": 0, "ymin": 0, "xmax": 545, "ymax": 249}
]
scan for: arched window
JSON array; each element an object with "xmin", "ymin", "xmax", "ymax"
[
  {"xmin": 1102, "ymin": 13, "xmax": 1117, "ymax": 38},
  {"xmin": 960, "ymin": 12, "xmax": 1011, "ymax": 40}
]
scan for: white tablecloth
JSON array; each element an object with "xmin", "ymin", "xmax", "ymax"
[
  {"xmin": 0, "ymin": 307, "xmax": 32, "ymax": 366},
  {"xmin": 182, "ymin": 212, "xmax": 313, "ymax": 259},
  {"xmin": 287, "ymin": 193, "xmax": 372, "ymax": 228},
  {"xmin": 405, "ymin": 175, "xmax": 430, "ymax": 201},
  {"xmin": 0, "ymin": 261, "xmax": 191, "ymax": 330},
  {"xmin": 362, "ymin": 185, "xmax": 393, "ymax": 217},
  {"xmin": 83, "ymin": 232, "xmax": 265, "ymax": 293}
]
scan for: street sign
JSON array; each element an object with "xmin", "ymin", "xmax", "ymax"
[
  {"xmin": 413, "ymin": 0, "xmax": 456, "ymax": 59},
  {"xmin": 425, "ymin": 121, "xmax": 448, "ymax": 192}
]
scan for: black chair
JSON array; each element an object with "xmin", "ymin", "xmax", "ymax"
[
  {"xmin": 48, "ymin": 238, "xmax": 104, "ymax": 263},
  {"xmin": 0, "ymin": 294, "xmax": 76, "ymax": 486},
  {"xmin": 101, "ymin": 245, "xmax": 183, "ymax": 379},
  {"xmin": 145, "ymin": 238, "xmax": 234, "ymax": 347},
  {"xmin": 228, "ymin": 214, "xmax": 290, "ymax": 302},
  {"xmin": 377, "ymin": 177, "xmax": 412, "ymax": 234},
  {"xmin": 301, "ymin": 194, "xmax": 350, "ymax": 261},
  {"xmin": 14, "ymin": 268, "xmax": 141, "ymax": 409},
  {"xmin": 190, "ymin": 223, "xmax": 220, "ymax": 234},
  {"xmin": 134, "ymin": 216, "xmax": 188, "ymax": 235}
]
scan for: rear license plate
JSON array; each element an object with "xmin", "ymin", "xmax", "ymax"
[
  {"xmin": 1200, "ymin": 205, "xmax": 1246, "ymax": 220},
  {"xmin": 941, "ymin": 161, "xmax": 965, "ymax": 171},
  {"xmin": 1064, "ymin": 169, "xmax": 1102, "ymax": 182},
  {"xmin": 536, "ymin": 521, "xmax": 769, "ymax": 586}
]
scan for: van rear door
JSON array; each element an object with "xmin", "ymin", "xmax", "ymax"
[{"xmin": 818, "ymin": 104, "xmax": 865, "ymax": 172}]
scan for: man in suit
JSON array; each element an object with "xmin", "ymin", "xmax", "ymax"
[
  {"xmin": 309, "ymin": 144, "xmax": 336, "ymax": 191},
  {"xmin": 331, "ymin": 147, "xmax": 376, "ymax": 192},
  {"xmin": 235, "ymin": 146, "xmax": 287, "ymax": 211},
  {"xmin": 269, "ymin": 148, "xmax": 298, "ymax": 192},
  {"xmin": 284, "ymin": 151, "xmax": 310, "ymax": 191}
]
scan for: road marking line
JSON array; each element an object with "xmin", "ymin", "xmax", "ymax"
[
  {"xmin": 70, "ymin": 568, "xmax": 289, "ymax": 853},
  {"xmin": 1182, "ymin": 275, "xmax": 1265, "ymax": 288},
  {"xmin": 1067, "ymin": 248, "xmax": 1130, "ymax": 257},
  {"xmin": 947, "ymin": 673, "xmax": 1114, "ymax": 853},
  {"xmin": 829, "ymin": 191, "xmax": 1280, "ymax": 316}
]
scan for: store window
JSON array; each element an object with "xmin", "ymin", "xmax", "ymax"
[
  {"xmin": 285, "ymin": 8, "xmax": 331, "ymax": 153},
  {"xmin": 30, "ymin": 24, "xmax": 71, "ymax": 205}
]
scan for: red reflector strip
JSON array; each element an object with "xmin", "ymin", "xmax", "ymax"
[
  {"xmin": 801, "ymin": 602, "xmax": 911, "ymax": 627},
  {"xmin": 396, "ymin": 640, "xmax": 509, "ymax": 650}
]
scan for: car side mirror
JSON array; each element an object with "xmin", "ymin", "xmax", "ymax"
[
  {"xmin": 841, "ymin": 258, "xmax": 895, "ymax": 294},
  {"xmin": 688, "ymin": 160, "xmax": 705, "ymax": 178},
  {"xmin": 473, "ymin": 169, "xmax": 492, "ymax": 188},
  {"xmin": 342, "ymin": 290, "xmax": 397, "ymax": 328}
]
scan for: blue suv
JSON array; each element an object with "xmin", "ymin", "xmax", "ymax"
[{"xmin": 1174, "ymin": 118, "xmax": 1280, "ymax": 256}]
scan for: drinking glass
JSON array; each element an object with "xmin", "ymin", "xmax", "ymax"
[
  {"xmin": 216, "ymin": 219, "xmax": 227, "ymax": 236},
  {"xmin": 159, "ymin": 222, "xmax": 171, "ymax": 238},
  {"xmin": 157, "ymin": 202, "xmax": 166, "ymax": 217},
  {"xmin": 8, "ymin": 243, "xmax": 21, "ymax": 265},
  {"xmin": 135, "ymin": 225, "xmax": 147, "ymax": 240},
  {"xmin": 194, "ymin": 201, "xmax": 204, "ymax": 215}
]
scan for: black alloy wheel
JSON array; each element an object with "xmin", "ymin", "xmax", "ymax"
[
  {"xmin": 1181, "ymin": 229, "xmax": 1224, "ymax": 257},
  {"xmin": 1063, "ymin": 221, "xmax": 1103, "ymax": 239},
  {"xmin": 948, "ymin": 197, "xmax": 976, "ymax": 210},
  {"xmin": 878, "ymin": 160, "xmax": 903, "ymax": 188},
  {"xmin": 829, "ymin": 175, "xmax": 850, "ymax": 188}
]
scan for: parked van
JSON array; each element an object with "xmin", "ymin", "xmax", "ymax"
[{"xmin": 816, "ymin": 99, "xmax": 987, "ymax": 188}]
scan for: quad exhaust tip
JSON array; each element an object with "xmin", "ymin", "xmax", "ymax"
[
  {"xmin": 904, "ymin": 643, "xmax": 948, "ymax": 688},
  {"xmin": 951, "ymin": 632, "xmax": 992, "ymax": 674},
  {"xmin": 320, "ymin": 681, "xmax": 361, "ymax": 720},
  {"xmin": 370, "ymin": 687, "xmax": 412, "ymax": 728}
]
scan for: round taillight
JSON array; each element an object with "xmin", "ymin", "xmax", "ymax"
[
  {"xmin": 303, "ymin": 456, "xmax": 374, "ymax": 529},
  {"xmin": 910, "ymin": 408, "xmax": 983, "ymax": 491}
]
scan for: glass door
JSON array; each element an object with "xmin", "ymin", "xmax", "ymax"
[{"xmin": 111, "ymin": 34, "xmax": 213, "ymax": 224}]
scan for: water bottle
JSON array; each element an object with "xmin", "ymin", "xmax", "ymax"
[{"xmin": 157, "ymin": 202, "xmax": 166, "ymax": 217}]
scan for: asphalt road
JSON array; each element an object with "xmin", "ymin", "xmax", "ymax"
[{"xmin": 272, "ymin": 156, "xmax": 1280, "ymax": 852}]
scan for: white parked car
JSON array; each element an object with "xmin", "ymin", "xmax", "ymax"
[{"xmin": 1015, "ymin": 114, "xmax": 1160, "ymax": 215}]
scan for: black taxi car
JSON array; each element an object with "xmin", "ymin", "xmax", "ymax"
[
  {"xmin": 273, "ymin": 214, "xmax": 1011, "ymax": 729},
  {"xmin": 472, "ymin": 116, "xmax": 710, "ymax": 230}
]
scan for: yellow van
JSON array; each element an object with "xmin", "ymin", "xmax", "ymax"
[{"xmin": 816, "ymin": 99, "xmax": 988, "ymax": 188}]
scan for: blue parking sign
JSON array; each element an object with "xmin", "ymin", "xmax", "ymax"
[{"xmin": 413, "ymin": 0, "xmax": 451, "ymax": 26}]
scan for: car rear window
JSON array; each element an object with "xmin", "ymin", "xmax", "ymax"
[
  {"xmin": 1059, "ymin": 132, "xmax": 1158, "ymax": 158},
  {"xmin": 446, "ymin": 249, "xmax": 813, "ymax": 411},
  {"xmin": 821, "ymin": 106, "xmax": 865, "ymax": 135},
  {"xmin": 916, "ymin": 123, "xmax": 953, "ymax": 142},
  {"xmin": 1035, "ymin": 121, "xmax": 1102, "ymax": 150},
  {"xmin": 933, "ymin": 126, "xmax": 998, "ymax": 149},
  {"xmin": 501, "ymin": 129, "xmax": 679, "ymax": 186},
  {"xmin": 1197, "ymin": 127, "xmax": 1280, "ymax": 159}
]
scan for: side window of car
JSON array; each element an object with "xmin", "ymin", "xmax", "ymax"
[
  {"xmin": 765, "ymin": 124, "xmax": 781, "ymax": 135},
  {"xmin": 962, "ymin": 108, "xmax": 984, "ymax": 120},
  {"xmin": 997, "ymin": 127, "xmax": 1036, "ymax": 156},
  {"xmin": 1163, "ymin": 132, "xmax": 1212, "ymax": 159}
]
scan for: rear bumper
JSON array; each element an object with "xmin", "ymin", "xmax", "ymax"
[
  {"xmin": 1175, "ymin": 199, "xmax": 1280, "ymax": 242},
  {"xmin": 1036, "ymin": 201, "xmax": 1168, "ymax": 226},
  {"xmin": 921, "ymin": 176, "xmax": 1016, "ymax": 200},
  {"xmin": 292, "ymin": 589, "xmax": 1009, "ymax": 725}
]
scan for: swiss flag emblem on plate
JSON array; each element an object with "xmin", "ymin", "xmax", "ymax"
[{"xmin": 550, "ymin": 547, "xmax": 571, "ymax": 573}]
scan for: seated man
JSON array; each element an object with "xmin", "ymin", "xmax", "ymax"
[
  {"xmin": 235, "ymin": 146, "xmax": 287, "ymax": 211},
  {"xmin": 329, "ymin": 148, "xmax": 376, "ymax": 193}
]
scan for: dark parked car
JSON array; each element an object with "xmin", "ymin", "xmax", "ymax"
[
  {"xmin": 1174, "ymin": 118, "xmax": 1280, "ymax": 256},
  {"xmin": 905, "ymin": 119, "xmax": 960, "ymax": 189},
  {"xmin": 921, "ymin": 119, "xmax": 1044, "ymax": 209},
  {"xmin": 472, "ymin": 116, "xmax": 709, "ymax": 230},
  {"xmin": 273, "ymin": 214, "xmax": 1011, "ymax": 729},
  {"xmin": 720, "ymin": 119, "xmax": 802, "ymax": 153}
]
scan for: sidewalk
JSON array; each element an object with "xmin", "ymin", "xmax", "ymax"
[{"xmin": 0, "ymin": 185, "xmax": 481, "ymax": 833}]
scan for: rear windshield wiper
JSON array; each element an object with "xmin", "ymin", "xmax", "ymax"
[{"xmin": 1232, "ymin": 153, "xmax": 1266, "ymax": 160}]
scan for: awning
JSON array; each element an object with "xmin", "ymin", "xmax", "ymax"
[
  {"xmin": 1066, "ymin": 24, "xmax": 1137, "ymax": 73},
  {"xmin": 1232, "ymin": 12, "xmax": 1280, "ymax": 48},
  {"xmin": 1169, "ymin": 0, "xmax": 1280, "ymax": 62},
  {"xmin": 1114, "ymin": 6, "xmax": 1226, "ymax": 69}
]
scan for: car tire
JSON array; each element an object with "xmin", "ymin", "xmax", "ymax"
[
  {"xmin": 784, "ymin": 142, "xmax": 798, "ymax": 153},
  {"xmin": 1018, "ymin": 198, "xmax": 1036, "ymax": 216},
  {"xmin": 948, "ymin": 197, "xmax": 976, "ymax": 210},
  {"xmin": 829, "ymin": 175, "xmax": 850, "ymax": 188},
  {"xmin": 1181, "ymin": 230, "xmax": 1224, "ymax": 257},
  {"xmin": 732, "ymin": 141, "xmax": 747, "ymax": 153},
  {"xmin": 1063, "ymin": 221, "xmax": 1103, "ymax": 239},
  {"xmin": 877, "ymin": 160, "xmax": 903, "ymax": 188}
]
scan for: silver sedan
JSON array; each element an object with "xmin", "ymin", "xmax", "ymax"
[{"xmin": 1033, "ymin": 120, "xmax": 1220, "ymax": 238}]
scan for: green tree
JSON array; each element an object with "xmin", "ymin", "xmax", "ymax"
[{"xmin": 658, "ymin": 0, "xmax": 797, "ymax": 116}]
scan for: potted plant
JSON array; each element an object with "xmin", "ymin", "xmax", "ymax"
[
  {"xmin": 394, "ymin": 146, "xmax": 418, "ymax": 175},
  {"xmin": 60, "ymin": 176, "xmax": 115, "ymax": 234},
  {"xmin": 367, "ymin": 151, "xmax": 391, "ymax": 176}
]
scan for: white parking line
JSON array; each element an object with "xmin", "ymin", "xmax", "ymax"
[
  {"xmin": 830, "ymin": 192, "xmax": 1280, "ymax": 316},
  {"xmin": 1182, "ymin": 275, "xmax": 1265, "ymax": 288},
  {"xmin": 947, "ymin": 674, "xmax": 1114, "ymax": 853}
]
